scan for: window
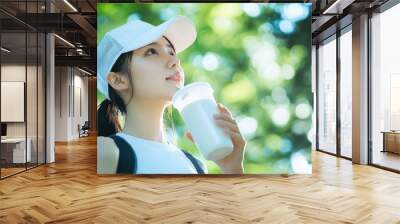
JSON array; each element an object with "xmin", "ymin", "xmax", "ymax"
[
  {"xmin": 370, "ymin": 3, "xmax": 400, "ymax": 171},
  {"xmin": 0, "ymin": 1, "xmax": 47, "ymax": 179},
  {"xmin": 339, "ymin": 28, "xmax": 352, "ymax": 158},
  {"xmin": 317, "ymin": 36, "xmax": 337, "ymax": 154}
]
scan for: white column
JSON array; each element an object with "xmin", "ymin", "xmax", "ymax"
[
  {"xmin": 46, "ymin": 1, "xmax": 55, "ymax": 163},
  {"xmin": 352, "ymin": 14, "xmax": 369, "ymax": 164},
  {"xmin": 311, "ymin": 45, "xmax": 317, "ymax": 150}
]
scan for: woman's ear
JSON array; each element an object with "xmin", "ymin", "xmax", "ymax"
[{"xmin": 107, "ymin": 72, "xmax": 130, "ymax": 91}]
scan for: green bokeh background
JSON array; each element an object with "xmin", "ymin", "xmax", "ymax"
[{"xmin": 97, "ymin": 3, "xmax": 312, "ymax": 174}]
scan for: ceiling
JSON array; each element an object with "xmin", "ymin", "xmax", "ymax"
[{"xmin": 0, "ymin": 0, "xmax": 96, "ymax": 73}]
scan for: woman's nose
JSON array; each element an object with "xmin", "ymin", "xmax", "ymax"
[{"xmin": 167, "ymin": 55, "xmax": 180, "ymax": 68}]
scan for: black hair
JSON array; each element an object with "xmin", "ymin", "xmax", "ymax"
[{"xmin": 97, "ymin": 51, "xmax": 132, "ymax": 137}]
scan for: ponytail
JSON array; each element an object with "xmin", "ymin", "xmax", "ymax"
[
  {"xmin": 97, "ymin": 98, "xmax": 121, "ymax": 137},
  {"xmin": 97, "ymin": 52, "xmax": 132, "ymax": 137}
]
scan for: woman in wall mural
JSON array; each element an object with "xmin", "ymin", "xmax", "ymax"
[{"xmin": 97, "ymin": 16, "xmax": 246, "ymax": 174}]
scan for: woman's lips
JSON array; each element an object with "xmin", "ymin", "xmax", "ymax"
[{"xmin": 166, "ymin": 72, "xmax": 182, "ymax": 82}]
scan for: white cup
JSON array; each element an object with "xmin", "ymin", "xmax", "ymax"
[{"xmin": 172, "ymin": 82, "xmax": 234, "ymax": 161}]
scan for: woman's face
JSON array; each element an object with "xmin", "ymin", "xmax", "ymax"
[{"xmin": 129, "ymin": 37, "xmax": 184, "ymax": 102}]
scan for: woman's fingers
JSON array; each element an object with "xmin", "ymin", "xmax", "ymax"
[
  {"xmin": 217, "ymin": 103, "xmax": 233, "ymax": 117},
  {"xmin": 214, "ymin": 103, "xmax": 242, "ymax": 136},
  {"xmin": 214, "ymin": 119, "xmax": 240, "ymax": 133},
  {"xmin": 221, "ymin": 128, "xmax": 244, "ymax": 147},
  {"xmin": 214, "ymin": 113, "xmax": 236, "ymax": 125},
  {"xmin": 224, "ymin": 128, "xmax": 242, "ymax": 140}
]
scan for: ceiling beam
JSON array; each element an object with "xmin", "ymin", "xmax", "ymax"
[
  {"xmin": 55, "ymin": 55, "xmax": 96, "ymax": 71},
  {"xmin": 66, "ymin": 13, "xmax": 96, "ymax": 46},
  {"xmin": 323, "ymin": 0, "xmax": 356, "ymax": 14}
]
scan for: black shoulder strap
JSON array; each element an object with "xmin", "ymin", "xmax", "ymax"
[
  {"xmin": 109, "ymin": 135, "xmax": 137, "ymax": 174},
  {"xmin": 182, "ymin": 151, "xmax": 205, "ymax": 174}
]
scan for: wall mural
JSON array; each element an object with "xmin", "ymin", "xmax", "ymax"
[{"xmin": 97, "ymin": 3, "xmax": 312, "ymax": 174}]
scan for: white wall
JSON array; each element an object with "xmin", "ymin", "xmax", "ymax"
[
  {"xmin": 1, "ymin": 65, "xmax": 26, "ymax": 139},
  {"xmin": 55, "ymin": 66, "xmax": 69, "ymax": 141},
  {"xmin": 71, "ymin": 72, "xmax": 89, "ymax": 138},
  {"xmin": 54, "ymin": 67, "xmax": 89, "ymax": 141},
  {"xmin": 1, "ymin": 65, "xmax": 38, "ymax": 138},
  {"xmin": 1, "ymin": 64, "xmax": 46, "ymax": 164}
]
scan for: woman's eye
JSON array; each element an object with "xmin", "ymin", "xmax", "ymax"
[
  {"xmin": 145, "ymin": 48, "xmax": 158, "ymax": 56},
  {"xmin": 168, "ymin": 48, "xmax": 175, "ymax": 56}
]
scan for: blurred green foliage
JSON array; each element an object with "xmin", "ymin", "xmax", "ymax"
[{"xmin": 97, "ymin": 3, "xmax": 312, "ymax": 174}]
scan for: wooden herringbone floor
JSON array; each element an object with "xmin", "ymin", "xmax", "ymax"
[{"xmin": 0, "ymin": 136, "xmax": 400, "ymax": 224}]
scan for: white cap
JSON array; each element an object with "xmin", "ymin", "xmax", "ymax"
[{"xmin": 97, "ymin": 16, "xmax": 197, "ymax": 99}]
